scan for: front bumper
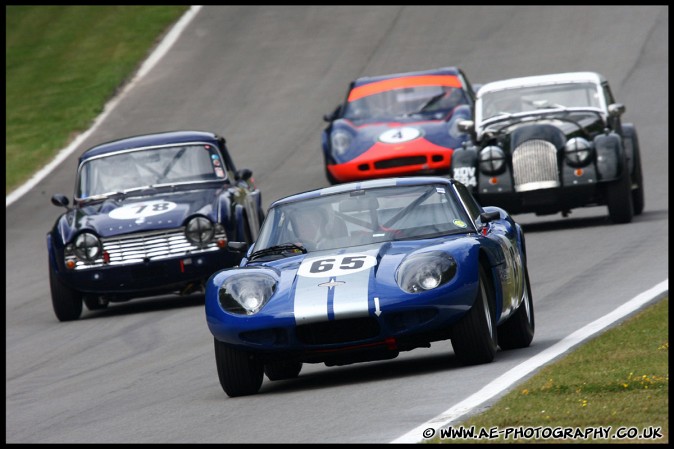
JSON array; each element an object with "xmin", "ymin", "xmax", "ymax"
[
  {"xmin": 55, "ymin": 249, "xmax": 242, "ymax": 298},
  {"xmin": 328, "ymin": 139, "xmax": 454, "ymax": 183},
  {"xmin": 206, "ymin": 280, "xmax": 477, "ymax": 364},
  {"xmin": 478, "ymin": 184, "xmax": 603, "ymax": 215}
]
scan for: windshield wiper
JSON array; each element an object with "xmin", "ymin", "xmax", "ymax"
[
  {"xmin": 158, "ymin": 147, "xmax": 187, "ymax": 182},
  {"xmin": 249, "ymin": 243, "xmax": 307, "ymax": 261},
  {"xmin": 404, "ymin": 92, "xmax": 446, "ymax": 117}
]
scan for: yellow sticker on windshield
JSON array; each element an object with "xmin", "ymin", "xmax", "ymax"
[{"xmin": 453, "ymin": 219, "xmax": 467, "ymax": 228}]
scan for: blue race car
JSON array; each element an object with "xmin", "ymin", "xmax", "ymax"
[
  {"xmin": 321, "ymin": 67, "xmax": 477, "ymax": 184},
  {"xmin": 47, "ymin": 130, "xmax": 265, "ymax": 321},
  {"xmin": 205, "ymin": 176, "xmax": 534, "ymax": 397}
]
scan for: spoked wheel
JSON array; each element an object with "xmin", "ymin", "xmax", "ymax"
[
  {"xmin": 497, "ymin": 266, "xmax": 535, "ymax": 349},
  {"xmin": 451, "ymin": 264, "xmax": 498, "ymax": 365},
  {"xmin": 214, "ymin": 338, "xmax": 264, "ymax": 397}
]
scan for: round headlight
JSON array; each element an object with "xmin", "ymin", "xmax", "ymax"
[
  {"xmin": 479, "ymin": 146, "xmax": 506, "ymax": 175},
  {"xmin": 185, "ymin": 216, "xmax": 215, "ymax": 246},
  {"xmin": 396, "ymin": 251, "xmax": 457, "ymax": 294},
  {"xmin": 564, "ymin": 137, "xmax": 593, "ymax": 167},
  {"xmin": 73, "ymin": 232, "xmax": 102, "ymax": 262},
  {"xmin": 331, "ymin": 130, "xmax": 352, "ymax": 156},
  {"xmin": 218, "ymin": 273, "xmax": 277, "ymax": 315}
]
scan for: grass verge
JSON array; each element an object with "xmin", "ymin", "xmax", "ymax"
[
  {"xmin": 428, "ymin": 297, "xmax": 668, "ymax": 444},
  {"xmin": 6, "ymin": 5, "xmax": 189, "ymax": 195}
]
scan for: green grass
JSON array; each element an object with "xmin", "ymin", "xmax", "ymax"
[
  {"xmin": 428, "ymin": 297, "xmax": 668, "ymax": 444},
  {"xmin": 5, "ymin": 5, "xmax": 189, "ymax": 195}
]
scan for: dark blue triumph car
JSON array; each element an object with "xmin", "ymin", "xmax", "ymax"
[
  {"xmin": 47, "ymin": 131, "xmax": 265, "ymax": 321},
  {"xmin": 205, "ymin": 177, "xmax": 534, "ymax": 397}
]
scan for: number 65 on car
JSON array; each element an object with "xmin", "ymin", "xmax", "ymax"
[{"xmin": 204, "ymin": 176, "xmax": 535, "ymax": 397}]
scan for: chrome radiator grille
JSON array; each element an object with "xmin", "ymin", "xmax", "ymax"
[
  {"xmin": 74, "ymin": 228, "xmax": 225, "ymax": 270},
  {"xmin": 512, "ymin": 139, "xmax": 560, "ymax": 192}
]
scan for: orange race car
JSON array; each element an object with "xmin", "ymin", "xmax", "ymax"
[{"xmin": 321, "ymin": 67, "xmax": 478, "ymax": 184}]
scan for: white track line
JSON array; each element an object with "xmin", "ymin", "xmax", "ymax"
[
  {"xmin": 6, "ymin": 6, "xmax": 203, "ymax": 207},
  {"xmin": 391, "ymin": 279, "xmax": 668, "ymax": 444}
]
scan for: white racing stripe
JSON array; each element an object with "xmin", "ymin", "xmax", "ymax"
[
  {"xmin": 293, "ymin": 248, "xmax": 381, "ymax": 323},
  {"xmin": 333, "ymin": 268, "xmax": 371, "ymax": 319},
  {"xmin": 293, "ymin": 274, "xmax": 331, "ymax": 324}
]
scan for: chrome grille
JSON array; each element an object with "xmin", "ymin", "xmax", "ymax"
[
  {"xmin": 74, "ymin": 228, "xmax": 225, "ymax": 270},
  {"xmin": 512, "ymin": 139, "xmax": 560, "ymax": 192}
]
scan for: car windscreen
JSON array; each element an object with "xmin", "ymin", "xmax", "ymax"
[
  {"xmin": 343, "ymin": 85, "xmax": 469, "ymax": 122},
  {"xmin": 479, "ymin": 82, "xmax": 602, "ymax": 122},
  {"xmin": 254, "ymin": 184, "xmax": 473, "ymax": 254},
  {"xmin": 77, "ymin": 143, "xmax": 228, "ymax": 199}
]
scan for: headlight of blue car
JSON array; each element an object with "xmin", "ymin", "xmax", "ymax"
[
  {"xmin": 396, "ymin": 251, "xmax": 457, "ymax": 293},
  {"xmin": 218, "ymin": 273, "xmax": 277, "ymax": 315},
  {"xmin": 331, "ymin": 130, "xmax": 352, "ymax": 157},
  {"xmin": 73, "ymin": 231, "xmax": 102, "ymax": 262}
]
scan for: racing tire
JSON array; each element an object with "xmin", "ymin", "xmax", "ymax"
[
  {"xmin": 214, "ymin": 338, "xmax": 264, "ymax": 397},
  {"xmin": 606, "ymin": 156, "xmax": 634, "ymax": 224},
  {"xmin": 49, "ymin": 258, "xmax": 83, "ymax": 321},
  {"xmin": 323, "ymin": 153, "xmax": 339, "ymax": 185},
  {"xmin": 622, "ymin": 125, "xmax": 645, "ymax": 216},
  {"xmin": 497, "ymin": 266, "xmax": 535, "ymax": 350},
  {"xmin": 451, "ymin": 264, "xmax": 498, "ymax": 365},
  {"xmin": 264, "ymin": 360, "xmax": 303, "ymax": 381}
]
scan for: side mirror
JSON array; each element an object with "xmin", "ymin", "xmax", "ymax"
[
  {"xmin": 51, "ymin": 194, "xmax": 70, "ymax": 208},
  {"xmin": 457, "ymin": 119, "xmax": 475, "ymax": 134},
  {"xmin": 236, "ymin": 168, "xmax": 253, "ymax": 182},
  {"xmin": 227, "ymin": 241, "xmax": 249, "ymax": 252},
  {"xmin": 323, "ymin": 104, "xmax": 342, "ymax": 122},
  {"xmin": 608, "ymin": 103, "xmax": 626, "ymax": 117},
  {"xmin": 479, "ymin": 210, "xmax": 500, "ymax": 224}
]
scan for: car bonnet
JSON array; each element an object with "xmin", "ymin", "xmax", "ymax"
[{"xmin": 69, "ymin": 188, "xmax": 223, "ymax": 239}]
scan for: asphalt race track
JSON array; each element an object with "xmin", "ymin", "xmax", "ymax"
[{"xmin": 5, "ymin": 6, "xmax": 668, "ymax": 443}]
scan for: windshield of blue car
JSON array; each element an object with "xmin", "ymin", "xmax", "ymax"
[
  {"xmin": 76, "ymin": 144, "xmax": 229, "ymax": 199},
  {"xmin": 342, "ymin": 85, "xmax": 469, "ymax": 122},
  {"xmin": 478, "ymin": 82, "xmax": 602, "ymax": 124},
  {"xmin": 253, "ymin": 184, "xmax": 474, "ymax": 255}
]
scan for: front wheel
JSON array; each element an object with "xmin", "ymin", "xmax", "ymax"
[
  {"xmin": 49, "ymin": 258, "xmax": 83, "ymax": 321},
  {"xmin": 214, "ymin": 339, "xmax": 264, "ymax": 397},
  {"xmin": 451, "ymin": 264, "xmax": 498, "ymax": 365},
  {"xmin": 623, "ymin": 125, "xmax": 645, "ymax": 215},
  {"xmin": 606, "ymin": 156, "xmax": 634, "ymax": 224},
  {"xmin": 497, "ymin": 266, "xmax": 535, "ymax": 349}
]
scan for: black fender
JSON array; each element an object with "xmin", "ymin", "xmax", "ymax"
[
  {"xmin": 593, "ymin": 132, "xmax": 624, "ymax": 181},
  {"xmin": 621, "ymin": 123, "xmax": 638, "ymax": 176}
]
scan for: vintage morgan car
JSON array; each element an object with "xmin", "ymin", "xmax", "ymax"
[
  {"xmin": 452, "ymin": 71, "xmax": 644, "ymax": 223},
  {"xmin": 321, "ymin": 67, "xmax": 477, "ymax": 184},
  {"xmin": 205, "ymin": 177, "xmax": 534, "ymax": 397},
  {"xmin": 47, "ymin": 130, "xmax": 265, "ymax": 321}
]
